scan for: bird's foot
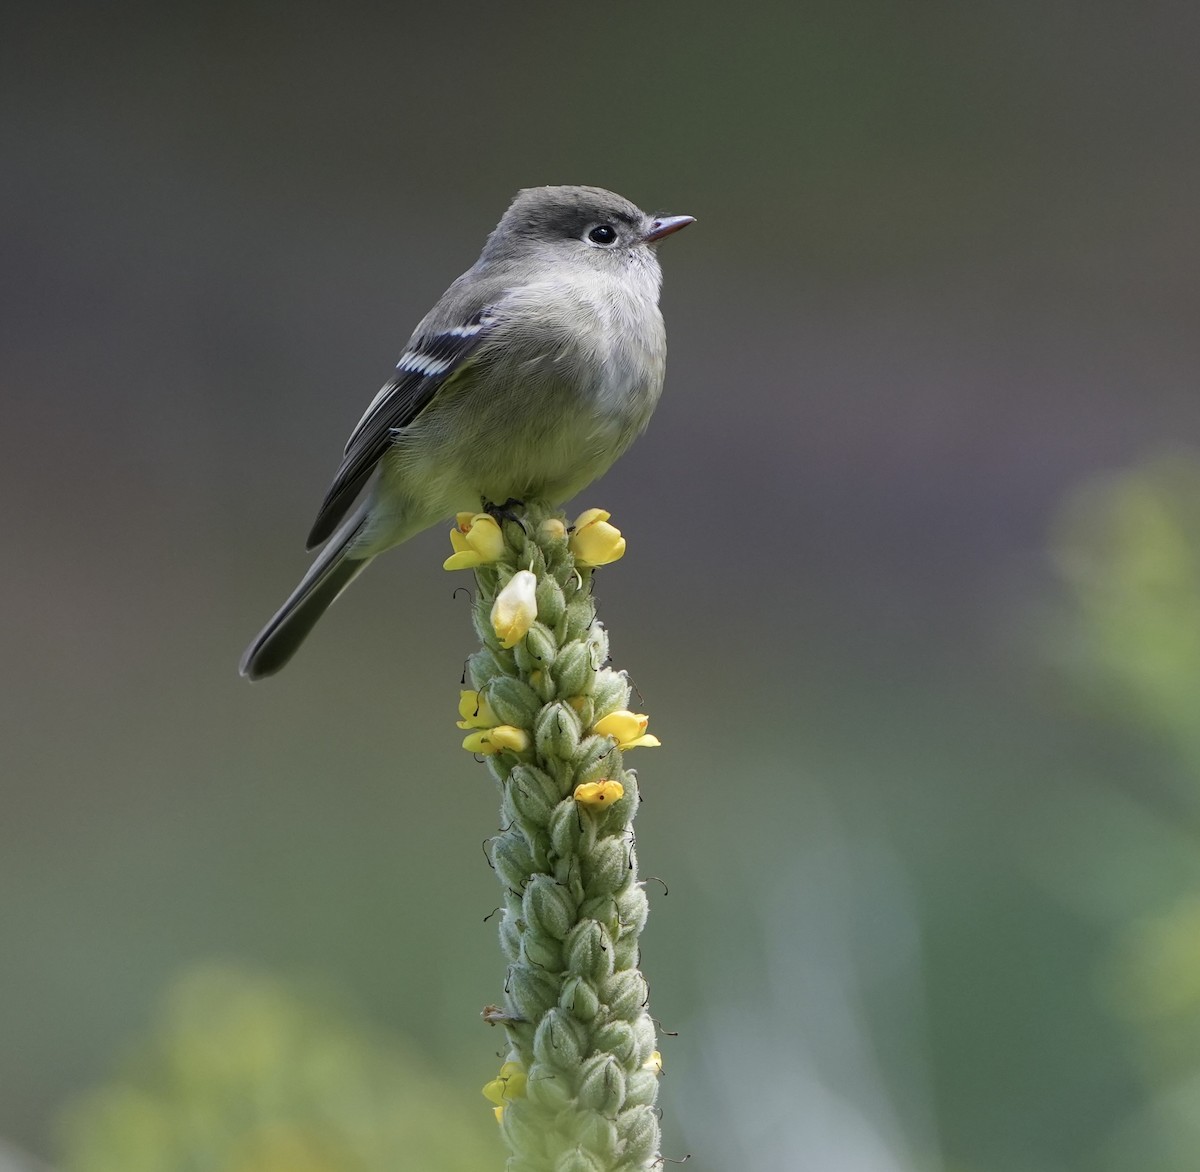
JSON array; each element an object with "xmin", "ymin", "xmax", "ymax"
[{"xmin": 482, "ymin": 498, "xmax": 527, "ymax": 528}]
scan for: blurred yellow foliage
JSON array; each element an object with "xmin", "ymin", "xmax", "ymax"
[
  {"xmin": 1055, "ymin": 454, "xmax": 1200, "ymax": 1167},
  {"xmin": 1053, "ymin": 453, "xmax": 1200, "ymax": 767},
  {"xmin": 57, "ymin": 966, "xmax": 497, "ymax": 1172},
  {"xmin": 1105, "ymin": 896, "xmax": 1200, "ymax": 1025}
]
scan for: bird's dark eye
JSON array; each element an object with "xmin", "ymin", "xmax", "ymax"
[{"xmin": 588, "ymin": 224, "xmax": 617, "ymax": 245}]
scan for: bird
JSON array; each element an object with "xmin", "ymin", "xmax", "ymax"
[{"xmin": 240, "ymin": 185, "xmax": 694, "ymax": 680}]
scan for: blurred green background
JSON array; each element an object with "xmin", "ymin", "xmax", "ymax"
[{"xmin": 3, "ymin": 2, "xmax": 1199, "ymax": 1169}]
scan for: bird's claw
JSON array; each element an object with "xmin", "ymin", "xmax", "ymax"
[{"xmin": 482, "ymin": 498, "xmax": 528, "ymax": 529}]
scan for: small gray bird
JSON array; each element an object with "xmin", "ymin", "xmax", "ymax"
[{"xmin": 240, "ymin": 185, "xmax": 694, "ymax": 679}]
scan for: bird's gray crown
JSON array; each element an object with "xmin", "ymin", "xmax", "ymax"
[{"xmin": 483, "ymin": 185, "xmax": 647, "ymax": 257}]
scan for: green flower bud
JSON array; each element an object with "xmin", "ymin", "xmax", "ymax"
[
  {"xmin": 472, "ymin": 596, "xmax": 497, "ymax": 646},
  {"xmin": 506, "ymin": 965, "xmax": 558, "ymax": 1022},
  {"xmin": 577, "ymin": 1053, "xmax": 626, "ymax": 1115},
  {"xmin": 630, "ymin": 1013, "xmax": 658, "ymax": 1067},
  {"xmin": 505, "ymin": 770, "xmax": 556, "ymax": 830},
  {"xmin": 567, "ymin": 694, "xmax": 596, "ymax": 729},
  {"xmin": 491, "ymin": 833, "xmax": 535, "ymax": 893},
  {"xmin": 522, "ymin": 932, "xmax": 563, "ymax": 972},
  {"xmin": 559, "ymin": 975, "xmax": 600, "ymax": 1022},
  {"xmin": 554, "ymin": 1151, "xmax": 607, "ymax": 1172},
  {"xmin": 515, "ymin": 763, "xmax": 563, "ymax": 806},
  {"xmin": 622, "ymin": 1068, "xmax": 660, "ymax": 1108},
  {"xmin": 581, "ymin": 836, "xmax": 629, "ymax": 897},
  {"xmin": 486, "ymin": 675, "xmax": 542, "ymax": 727},
  {"xmin": 564, "ymin": 919, "xmax": 615, "ymax": 984},
  {"xmin": 503, "ymin": 1156, "xmax": 535, "ymax": 1172},
  {"xmin": 469, "ymin": 648, "xmax": 507, "ymax": 690},
  {"xmin": 562, "ymin": 592, "xmax": 595, "ymax": 642},
  {"xmin": 615, "ymin": 885, "xmax": 649, "ymax": 936},
  {"xmin": 524, "ymin": 1060, "xmax": 574, "ymax": 1112},
  {"xmin": 553, "ymin": 849, "xmax": 584, "ymax": 897},
  {"xmin": 616, "ymin": 1105, "xmax": 660, "ymax": 1166},
  {"xmin": 551, "ymin": 642, "xmax": 594, "ymax": 697},
  {"xmin": 608, "ymin": 770, "xmax": 638, "ymax": 820},
  {"xmin": 578, "ymin": 894, "xmax": 620, "ymax": 935},
  {"xmin": 514, "ymin": 624, "xmax": 556, "ymax": 673},
  {"xmin": 532, "ymin": 1007, "xmax": 585, "ymax": 1071},
  {"xmin": 566, "ymin": 1108, "xmax": 619, "ymax": 1160},
  {"xmin": 591, "ymin": 668, "xmax": 631, "ymax": 717},
  {"xmin": 500, "ymin": 1101, "xmax": 548, "ymax": 1162},
  {"xmin": 523, "ymin": 875, "xmax": 576, "ymax": 941},
  {"xmin": 535, "ymin": 701, "xmax": 581, "ymax": 760},
  {"xmin": 498, "ymin": 910, "xmax": 522, "ymax": 962},
  {"xmin": 592, "ymin": 1017, "xmax": 636, "ymax": 1064},
  {"xmin": 505, "ymin": 1017, "xmax": 536, "ymax": 1053},
  {"xmin": 611, "ymin": 932, "xmax": 639, "ymax": 969},
  {"xmin": 535, "ymin": 574, "xmax": 567, "ymax": 628},
  {"xmin": 572, "ymin": 735, "xmax": 619, "ymax": 785},
  {"xmin": 601, "ymin": 970, "xmax": 645, "ymax": 1018},
  {"xmin": 548, "ymin": 796, "xmax": 585, "ymax": 858}
]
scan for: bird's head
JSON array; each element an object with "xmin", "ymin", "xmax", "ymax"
[{"xmin": 482, "ymin": 185, "xmax": 694, "ymax": 274}]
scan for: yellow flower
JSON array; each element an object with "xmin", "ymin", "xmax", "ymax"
[
  {"xmin": 593, "ymin": 710, "xmax": 661, "ymax": 749},
  {"xmin": 643, "ymin": 1050, "xmax": 663, "ymax": 1075},
  {"xmin": 456, "ymin": 689, "xmax": 499, "ymax": 730},
  {"xmin": 462, "ymin": 726, "xmax": 530, "ymax": 755},
  {"xmin": 483, "ymin": 1060, "xmax": 527, "ymax": 1122},
  {"xmin": 570, "ymin": 508, "xmax": 626, "ymax": 568},
  {"xmin": 491, "ymin": 570, "xmax": 537, "ymax": 648},
  {"xmin": 540, "ymin": 517, "xmax": 567, "ymax": 541},
  {"xmin": 443, "ymin": 513, "xmax": 505, "ymax": 571},
  {"xmin": 573, "ymin": 779, "xmax": 624, "ymax": 807}
]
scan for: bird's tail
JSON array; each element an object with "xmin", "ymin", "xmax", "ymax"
[{"xmin": 240, "ymin": 507, "xmax": 373, "ymax": 681}]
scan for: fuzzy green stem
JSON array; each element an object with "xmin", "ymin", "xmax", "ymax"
[{"xmin": 464, "ymin": 502, "xmax": 661, "ymax": 1172}]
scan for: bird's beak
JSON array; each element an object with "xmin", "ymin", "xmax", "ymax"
[{"xmin": 643, "ymin": 215, "xmax": 696, "ymax": 243}]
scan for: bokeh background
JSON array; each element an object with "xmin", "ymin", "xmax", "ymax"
[{"xmin": 3, "ymin": 3, "xmax": 1199, "ymax": 1169}]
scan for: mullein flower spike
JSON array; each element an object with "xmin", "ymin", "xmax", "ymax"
[{"xmin": 455, "ymin": 503, "xmax": 663, "ymax": 1171}]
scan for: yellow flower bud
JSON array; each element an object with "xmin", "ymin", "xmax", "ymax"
[
  {"xmin": 462, "ymin": 725, "xmax": 530, "ymax": 755},
  {"xmin": 573, "ymin": 779, "xmax": 624, "ymax": 807},
  {"xmin": 593, "ymin": 709, "xmax": 661, "ymax": 749},
  {"xmin": 570, "ymin": 508, "xmax": 626, "ymax": 568},
  {"xmin": 643, "ymin": 1050, "xmax": 664, "ymax": 1075},
  {"xmin": 443, "ymin": 513, "xmax": 505, "ymax": 570},
  {"xmin": 456, "ymin": 689, "xmax": 499, "ymax": 730},
  {"xmin": 491, "ymin": 570, "xmax": 537, "ymax": 648},
  {"xmin": 540, "ymin": 517, "xmax": 568, "ymax": 541}
]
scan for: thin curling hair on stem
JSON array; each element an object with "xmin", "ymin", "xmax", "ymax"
[{"xmin": 239, "ymin": 185, "xmax": 693, "ymax": 680}]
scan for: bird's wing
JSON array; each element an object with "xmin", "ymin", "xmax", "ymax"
[{"xmin": 305, "ymin": 303, "xmax": 500, "ymax": 550}]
